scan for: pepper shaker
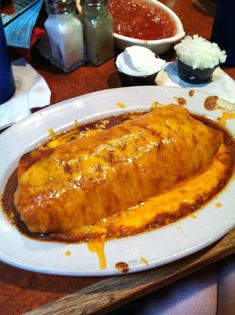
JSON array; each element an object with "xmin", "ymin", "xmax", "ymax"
[{"xmin": 80, "ymin": 0, "xmax": 114, "ymax": 66}]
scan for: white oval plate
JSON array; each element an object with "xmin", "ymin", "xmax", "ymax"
[{"xmin": 0, "ymin": 86, "xmax": 235, "ymax": 276}]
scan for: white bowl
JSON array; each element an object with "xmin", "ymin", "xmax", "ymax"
[{"xmin": 113, "ymin": 0, "xmax": 185, "ymax": 54}]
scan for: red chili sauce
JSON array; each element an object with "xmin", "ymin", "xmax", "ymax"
[{"xmin": 108, "ymin": 0, "xmax": 176, "ymax": 40}]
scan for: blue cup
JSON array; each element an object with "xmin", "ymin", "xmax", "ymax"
[{"xmin": 0, "ymin": 14, "xmax": 15, "ymax": 105}]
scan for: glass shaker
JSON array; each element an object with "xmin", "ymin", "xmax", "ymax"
[
  {"xmin": 0, "ymin": 14, "xmax": 15, "ymax": 105},
  {"xmin": 80, "ymin": 0, "xmax": 114, "ymax": 65},
  {"xmin": 44, "ymin": 0, "xmax": 85, "ymax": 72}
]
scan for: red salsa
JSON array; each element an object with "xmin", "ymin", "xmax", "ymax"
[{"xmin": 108, "ymin": 0, "xmax": 176, "ymax": 40}]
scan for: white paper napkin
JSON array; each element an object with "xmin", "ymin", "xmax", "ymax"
[
  {"xmin": 0, "ymin": 58, "xmax": 51, "ymax": 130},
  {"xmin": 156, "ymin": 62, "xmax": 235, "ymax": 105}
]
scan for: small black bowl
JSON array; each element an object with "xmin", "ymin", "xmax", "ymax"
[
  {"xmin": 117, "ymin": 68, "xmax": 158, "ymax": 86},
  {"xmin": 177, "ymin": 58, "xmax": 218, "ymax": 84}
]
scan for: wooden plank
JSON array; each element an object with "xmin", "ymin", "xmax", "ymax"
[{"xmin": 25, "ymin": 228, "xmax": 235, "ymax": 315}]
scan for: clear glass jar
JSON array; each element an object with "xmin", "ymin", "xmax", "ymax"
[
  {"xmin": 80, "ymin": 0, "xmax": 114, "ymax": 65},
  {"xmin": 44, "ymin": 0, "xmax": 85, "ymax": 72}
]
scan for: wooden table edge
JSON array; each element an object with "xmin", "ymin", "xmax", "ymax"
[{"xmin": 24, "ymin": 227, "xmax": 235, "ymax": 315}]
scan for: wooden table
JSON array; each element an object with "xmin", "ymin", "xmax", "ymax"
[{"xmin": 1, "ymin": 1, "xmax": 235, "ymax": 314}]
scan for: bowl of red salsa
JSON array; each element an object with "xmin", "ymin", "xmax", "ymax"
[{"xmin": 108, "ymin": 0, "xmax": 185, "ymax": 54}]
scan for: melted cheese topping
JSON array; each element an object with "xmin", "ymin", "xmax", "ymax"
[
  {"xmin": 218, "ymin": 112, "xmax": 235, "ymax": 128},
  {"xmin": 57, "ymin": 143, "xmax": 231, "ymax": 241},
  {"xmin": 14, "ymin": 108, "xmax": 234, "ymax": 243},
  {"xmin": 87, "ymin": 239, "xmax": 106, "ymax": 269}
]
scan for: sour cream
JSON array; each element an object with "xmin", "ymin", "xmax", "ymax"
[{"xmin": 116, "ymin": 46, "xmax": 165, "ymax": 76}]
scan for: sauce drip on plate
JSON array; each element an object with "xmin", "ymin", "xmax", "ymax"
[
  {"xmin": 115, "ymin": 261, "xmax": 129, "ymax": 273},
  {"xmin": 88, "ymin": 239, "xmax": 106, "ymax": 270}
]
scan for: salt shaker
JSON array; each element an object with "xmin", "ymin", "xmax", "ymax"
[
  {"xmin": 80, "ymin": 0, "xmax": 114, "ymax": 65},
  {"xmin": 211, "ymin": 0, "xmax": 235, "ymax": 66},
  {"xmin": 0, "ymin": 15, "xmax": 15, "ymax": 105},
  {"xmin": 44, "ymin": 0, "xmax": 85, "ymax": 72}
]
